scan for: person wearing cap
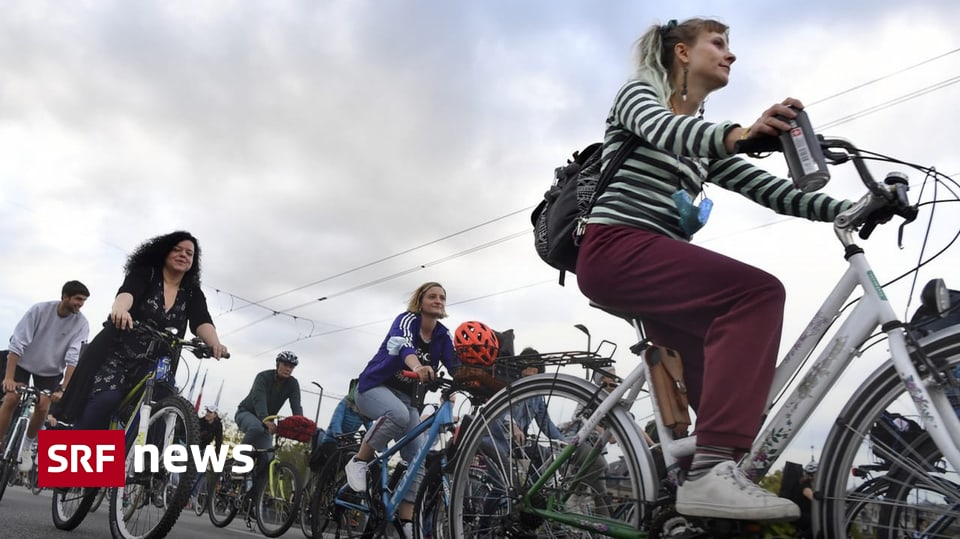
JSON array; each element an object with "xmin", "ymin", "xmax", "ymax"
[
  {"xmin": 199, "ymin": 404, "xmax": 224, "ymax": 452},
  {"xmin": 189, "ymin": 404, "xmax": 225, "ymax": 506}
]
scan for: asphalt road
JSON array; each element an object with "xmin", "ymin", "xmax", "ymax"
[{"xmin": 0, "ymin": 484, "xmax": 304, "ymax": 538}]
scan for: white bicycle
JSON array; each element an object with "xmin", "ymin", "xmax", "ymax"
[{"xmin": 446, "ymin": 136, "xmax": 960, "ymax": 538}]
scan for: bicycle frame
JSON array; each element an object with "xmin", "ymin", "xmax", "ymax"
[
  {"xmin": 334, "ymin": 394, "xmax": 455, "ymax": 527},
  {"xmin": 1, "ymin": 387, "xmax": 41, "ymax": 462}
]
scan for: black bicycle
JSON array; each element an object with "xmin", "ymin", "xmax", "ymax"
[{"xmin": 51, "ymin": 321, "xmax": 225, "ymax": 538}]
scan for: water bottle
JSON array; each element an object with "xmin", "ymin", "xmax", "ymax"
[
  {"xmin": 155, "ymin": 356, "xmax": 171, "ymax": 381},
  {"xmin": 778, "ymin": 107, "xmax": 830, "ymax": 192},
  {"xmin": 245, "ymin": 475, "xmax": 253, "ymax": 493}
]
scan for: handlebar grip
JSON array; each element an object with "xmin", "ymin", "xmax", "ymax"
[
  {"xmin": 401, "ymin": 370, "xmax": 420, "ymax": 380},
  {"xmin": 734, "ymin": 135, "xmax": 782, "ymax": 155}
]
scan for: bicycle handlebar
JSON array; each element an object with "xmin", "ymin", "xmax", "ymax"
[
  {"xmin": 102, "ymin": 320, "xmax": 230, "ymax": 359},
  {"xmin": 735, "ymin": 134, "xmax": 918, "ymax": 242}
]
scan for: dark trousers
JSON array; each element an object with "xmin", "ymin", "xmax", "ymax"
[{"xmin": 577, "ymin": 224, "xmax": 784, "ymax": 449}]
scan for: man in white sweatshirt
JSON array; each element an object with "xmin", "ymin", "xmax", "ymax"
[{"xmin": 0, "ymin": 280, "xmax": 90, "ymax": 471}]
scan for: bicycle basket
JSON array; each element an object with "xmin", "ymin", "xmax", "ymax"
[{"xmin": 276, "ymin": 415, "xmax": 317, "ymax": 443}]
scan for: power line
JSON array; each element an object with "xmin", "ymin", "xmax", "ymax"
[
  {"xmin": 816, "ymin": 75, "xmax": 960, "ymax": 131},
  {"xmin": 224, "ymin": 207, "xmax": 533, "ymax": 314},
  {"xmin": 808, "ymin": 48, "xmax": 960, "ymax": 107}
]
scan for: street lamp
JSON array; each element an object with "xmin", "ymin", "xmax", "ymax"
[{"xmin": 312, "ymin": 381, "xmax": 324, "ymax": 424}]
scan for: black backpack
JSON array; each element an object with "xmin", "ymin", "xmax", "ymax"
[
  {"xmin": 531, "ymin": 136, "xmax": 638, "ymax": 285},
  {"xmin": 870, "ymin": 410, "xmax": 925, "ymax": 463}
]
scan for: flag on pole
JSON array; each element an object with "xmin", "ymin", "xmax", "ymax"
[
  {"xmin": 186, "ymin": 360, "xmax": 202, "ymax": 402},
  {"xmin": 194, "ymin": 370, "xmax": 208, "ymax": 413},
  {"xmin": 213, "ymin": 379, "xmax": 225, "ymax": 410}
]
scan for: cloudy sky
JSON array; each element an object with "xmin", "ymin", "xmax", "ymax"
[{"xmin": 2, "ymin": 1, "xmax": 959, "ymax": 463}]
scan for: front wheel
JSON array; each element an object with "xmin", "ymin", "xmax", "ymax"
[
  {"xmin": 255, "ymin": 460, "xmax": 303, "ymax": 537},
  {"xmin": 447, "ymin": 373, "xmax": 656, "ymax": 538},
  {"xmin": 311, "ymin": 450, "xmax": 356, "ymax": 537},
  {"xmin": 0, "ymin": 455, "xmax": 14, "ymax": 502},
  {"xmin": 108, "ymin": 395, "xmax": 200, "ymax": 539},
  {"xmin": 52, "ymin": 487, "xmax": 100, "ymax": 530},
  {"xmin": 207, "ymin": 458, "xmax": 242, "ymax": 527},
  {"xmin": 816, "ymin": 327, "xmax": 960, "ymax": 538}
]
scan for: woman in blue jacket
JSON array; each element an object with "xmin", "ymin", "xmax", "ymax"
[{"xmin": 343, "ymin": 282, "xmax": 460, "ymax": 538}]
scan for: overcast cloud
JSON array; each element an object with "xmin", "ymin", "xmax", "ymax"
[{"xmin": 2, "ymin": 0, "xmax": 959, "ymax": 464}]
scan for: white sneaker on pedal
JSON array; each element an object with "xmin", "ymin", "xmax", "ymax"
[
  {"xmin": 401, "ymin": 520, "xmax": 415, "ymax": 539},
  {"xmin": 18, "ymin": 441, "xmax": 35, "ymax": 472},
  {"xmin": 344, "ymin": 456, "xmax": 368, "ymax": 492},
  {"xmin": 676, "ymin": 461, "xmax": 800, "ymax": 522}
]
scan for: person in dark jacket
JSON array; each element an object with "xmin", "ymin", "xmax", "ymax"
[{"xmin": 235, "ymin": 351, "xmax": 303, "ymax": 452}]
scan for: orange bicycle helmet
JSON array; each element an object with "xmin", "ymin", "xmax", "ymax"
[{"xmin": 454, "ymin": 321, "xmax": 499, "ymax": 367}]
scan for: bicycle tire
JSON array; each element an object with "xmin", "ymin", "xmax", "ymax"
[
  {"xmin": 0, "ymin": 460, "xmax": 12, "ymax": 502},
  {"xmin": 447, "ymin": 373, "xmax": 656, "ymax": 538},
  {"xmin": 193, "ymin": 475, "xmax": 207, "ymax": 517},
  {"xmin": 108, "ymin": 394, "xmax": 201, "ymax": 539},
  {"xmin": 413, "ymin": 453, "xmax": 449, "ymax": 539},
  {"xmin": 90, "ymin": 487, "xmax": 107, "ymax": 513},
  {"xmin": 816, "ymin": 326, "xmax": 960, "ymax": 538},
  {"xmin": 208, "ymin": 458, "xmax": 242, "ymax": 528},
  {"xmin": 255, "ymin": 460, "xmax": 303, "ymax": 537},
  {"xmin": 30, "ymin": 462, "xmax": 43, "ymax": 495},
  {"xmin": 299, "ymin": 472, "xmax": 317, "ymax": 538},
  {"xmin": 51, "ymin": 487, "xmax": 100, "ymax": 530},
  {"xmin": 311, "ymin": 450, "xmax": 356, "ymax": 537}
]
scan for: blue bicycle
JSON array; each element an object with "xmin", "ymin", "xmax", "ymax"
[{"xmin": 321, "ymin": 373, "xmax": 478, "ymax": 538}]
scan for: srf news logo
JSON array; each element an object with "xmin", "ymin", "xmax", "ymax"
[{"xmin": 37, "ymin": 430, "xmax": 254, "ymax": 488}]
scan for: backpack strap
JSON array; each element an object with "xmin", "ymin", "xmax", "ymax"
[{"xmin": 591, "ymin": 134, "xmax": 640, "ymax": 209}]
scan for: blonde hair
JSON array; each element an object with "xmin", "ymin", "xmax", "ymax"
[
  {"xmin": 406, "ymin": 282, "xmax": 448, "ymax": 318},
  {"xmin": 632, "ymin": 18, "xmax": 729, "ymax": 104}
]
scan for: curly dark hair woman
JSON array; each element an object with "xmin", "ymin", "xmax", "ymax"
[
  {"xmin": 57, "ymin": 230, "xmax": 228, "ymax": 428},
  {"xmin": 124, "ymin": 230, "xmax": 202, "ymax": 288}
]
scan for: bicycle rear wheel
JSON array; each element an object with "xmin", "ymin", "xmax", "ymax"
[
  {"xmin": 207, "ymin": 458, "xmax": 242, "ymax": 527},
  {"xmin": 255, "ymin": 460, "xmax": 302, "ymax": 537},
  {"xmin": 448, "ymin": 373, "xmax": 656, "ymax": 538},
  {"xmin": 816, "ymin": 327, "xmax": 960, "ymax": 538},
  {"xmin": 108, "ymin": 395, "xmax": 200, "ymax": 539},
  {"xmin": 52, "ymin": 487, "xmax": 100, "ymax": 530}
]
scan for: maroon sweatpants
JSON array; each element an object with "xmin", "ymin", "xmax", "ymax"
[{"xmin": 576, "ymin": 224, "xmax": 784, "ymax": 449}]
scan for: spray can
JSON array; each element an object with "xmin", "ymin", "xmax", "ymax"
[{"xmin": 778, "ymin": 107, "xmax": 830, "ymax": 192}]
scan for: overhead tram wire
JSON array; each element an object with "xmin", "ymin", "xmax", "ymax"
[
  {"xmin": 210, "ymin": 229, "xmax": 530, "ymax": 339},
  {"xmin": 815, "ymin": 76, "xmax": 960, "ymax": 131},
  {"xmin": 805, "ymin": 47, "xmax": 960, "ymax": 108},
  {"xmin": 224, "ymin": 206, "xmax": 534, "ymax": 314}
]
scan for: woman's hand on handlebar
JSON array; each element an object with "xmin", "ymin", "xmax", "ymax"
[
  {"xmin": 210, "ymin": 343, "xmax": 229, "ymax": 359},
  {"xmin": 109, "ymin": 309, "xmax": 135, "ymax": 330},
  {"xmin": 414, "ymin": 365, "xmax": 436, "ymax": 382}
]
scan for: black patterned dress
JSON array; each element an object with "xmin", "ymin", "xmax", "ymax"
[{"xmin": 91, "ymin": 267, "xmax": 205, "ymax": 395}]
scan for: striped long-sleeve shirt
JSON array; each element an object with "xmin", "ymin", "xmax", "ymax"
[{"xmin": 590, "ymin": 80, "xmax": 851, "ymax": 240}]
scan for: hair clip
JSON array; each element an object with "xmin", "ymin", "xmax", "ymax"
[{"xmin": 660, "ymin": 19, "xmax": 678, "ymax": 36}]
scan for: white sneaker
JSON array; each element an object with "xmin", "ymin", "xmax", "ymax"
[
  {"xmin": 676, "ymin": 461, "xmax": 800, "ymax": 522},
  {"xmin": 18, "ymin": 441, "xmax": 35, "ymax": 472},
  {"xmin": 401, "ymin": 520, "xmax": 415, "ymax": 539},
  {"xmin": 344, "ymin": 456, "xmax": 368, "ymax": 492}
]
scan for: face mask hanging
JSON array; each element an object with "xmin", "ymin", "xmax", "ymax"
[{"xmin": 671, "ymin": 189, "xmax": 713, "ymax": 236}]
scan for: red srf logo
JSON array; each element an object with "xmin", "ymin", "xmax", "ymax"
[{"xmin": 37, "ymin": 430, "xmax": 125, "ymax": 487}]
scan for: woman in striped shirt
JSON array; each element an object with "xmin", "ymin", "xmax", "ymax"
[{"xmin": 576, "ymin": 18, "xmax": 851, "ymax": 522}]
